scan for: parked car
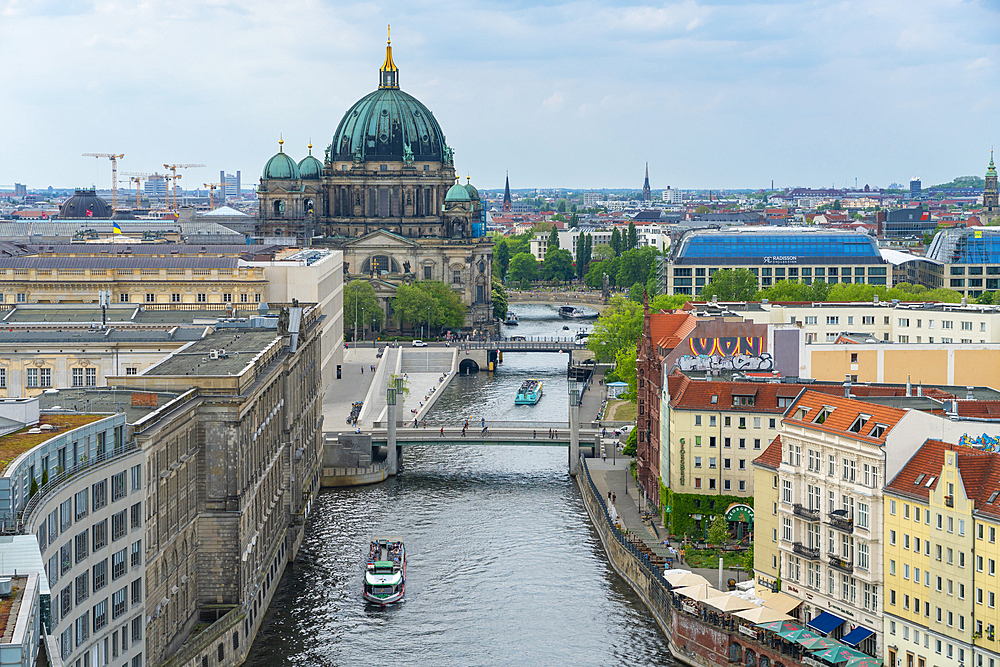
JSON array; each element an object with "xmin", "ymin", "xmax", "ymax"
[
  {"xmin": 376, "ymin": 347, "xmax": 385, "ymax": 358},
  {"xmin": 412, "ymin": 340, "xmax": 427, "ymax": 347},
  {"xmin": 508, "ymin": 335, "xmax": 526, "ymax": 341}
]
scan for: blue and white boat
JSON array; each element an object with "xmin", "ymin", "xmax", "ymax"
[
  {"xmin": 363, "ymin": 536, "xmax": 406, "ymax": 605},
  {"xmin": 515, "ymin": 379, "xmax": 543, "ymax": 405},
  {"xmin": 504, "ymin": 311, "xmax": 519, "ymax": 326}
]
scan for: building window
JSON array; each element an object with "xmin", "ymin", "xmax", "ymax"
[
  {"xmin": 119, "ymin": 293, "xmax": 129, "ymax": 303},
  {"xmin": 112, "ymin": 587, "xmax": 127, "ymax": 619},
  {"xmin": 86, "ymin": 367, "xmax": 96, "ymax": 387},
  {"xmin": 171, "ymin": 293, "xmax": 181, "ymax": 303},
  {"xmin": 16, "ymin": 293, "xmax": 25, "ymax": 303},
  {"xmin": 255, "ymin": 293, "xmax": 262, "ymax": 302},
  {"xmin": 112, "ymin": 549, "xmax": 127, "ymax": 580},
  {"xmin": 240, "ymin": 293, "xmax": 248, "ymax": 303},
  {"xmin": 72, "ymin": 368, "xmax": 83, "ymax": 387},
  {"xmin": 145, "ymin": 293, "xmax": 155, "ymax": 303},
  {"xmin": 197, "ymin": 293, "xmax": 207, "ymax": 303}
]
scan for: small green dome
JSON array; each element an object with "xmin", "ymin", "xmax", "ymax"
[
  {"xmin": 445, "ymin": 183, "xmax": 471, "ymax": 202},
  {"xmin": 298, "ymin": 154, "xmax": 323, "ymax": 180},
  {"xmin": 262, "ymin": 140, "xmax": 299, "ymax": 180},
  {"xmin": 464, "ymin": 183, "xmax": 480, "ymax": 201}
]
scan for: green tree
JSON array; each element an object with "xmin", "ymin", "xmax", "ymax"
[
  {"xmin": 542, "ymin": 248, "xmax": 575, "ymax": 283},
  {"xmin": 708, "ymin": 514, "xmax": 730, "ymax": 549},
  {"xmin": 508, "ymin": 252, "xmax": 539, "ymax": 286},
  {"xmin": 629, "ymin": 282, "xmax": 645, "ymax": 302},
  {"xmin": 391, "ymin": 281, "xmax": 464, "ymax": 334},
  {"xmin": 495, "ymin": 238, "xmax": 511, "ymax": 280},
  {"xmin": 627, "ymin": 221, "xmax": 638, "ymax": 251},
  {"xmin": 740, "ymin": 545, "xmax": 754, "ymax": 578},
  {"xmin": 651, "ymin": 293, "xmax": 692, "ymax": 310},
  {"xmin": 592, "ymin": 244, "xmax": 614, "ymax": 262},
  {"xmin": 584, "ymin": 261, "xmax": 608, "ymax": 289},
  {"xmin": 646, "ymin": 271, "xmax": 660, "ymax": 299},
  {"xmin": 584, "ymin": 234, "xmax": 593, "ymax": 267},
  {"xmin": 700, "ymin": 269, "xmax": 760, "ymax": 301},
  {"xmin": 622, "ymin": 427, "xmax": 637, "ymax": 456},
  {"xmin": 694, "ymin": 205, "xmax": 711, "ymax": 214},
  {"xmin": 41, "ymin": 467, "xmax": 48, "ymax": 487},
  {"xmin": 609, "ymin": 344, "xmax": 637, "ymax": 399},
  {"xmin": 576, "ymin": 234, "xmax": 587, "ymax": 279},
  {"xmin": 610, "ymin": 228, "xmax": 622, "ymax": 256},
  {"xmin": 977, "ymin": 291, "xmax": 996, "ymax": 305},
  {"xmin": 616, "ymin": 247, "xmax": 659, "ymax": 287},
  {"xmin": 760, "ymin": 279, "xmax": 814, "ymax": 302},
  {"xmin": 29, "ymin": 477, "xmax": 38, "ymax": 499},
  {"xmin": 492, "ymin": 277, "xmax": 508, "ymax": 321},
  {"xmin": 571, "ymin": 203, "xmax": 578, "ymax": 213},
  {"xmin": 832, "ymin": 200, "xmax": 842, "ymax": 210},
  {"xmin": 587, "ymin": 296, "xmax": 642, "ymax": 362},
  {"xmin": 810, "ymin": 279, "xmax": 830, "ymax": 301},
  {"xmin": 344, "ymin": 279, "xmax": 383, "ymax": 339},
  {"xmin": 547, "ymin": 227, "xmax": 560, "ymax": 253},
  {"xmin": 557, "ymin": 199, "xmax": 567, "ymax": 212},
  {"xmin": 569, "ymin": 212, "xmax": 579, "ymax": 228}
]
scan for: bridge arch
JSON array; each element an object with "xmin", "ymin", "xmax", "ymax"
[{"xmin": 459, "ymin": 358, "xmax": 480, "ymax": 374}]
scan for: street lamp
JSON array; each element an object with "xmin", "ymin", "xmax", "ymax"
[
  {"xmin": 353, "ymin": 282, "xmax": 359, "ymax": 343},
  {"xmin": 427, "ymin": 307, "xmax": 431, "ymax": 341}
]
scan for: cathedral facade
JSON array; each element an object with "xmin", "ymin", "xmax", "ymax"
[{"xmin": 257, "ymin": 34, "xmax": 494, "ymax": 330}]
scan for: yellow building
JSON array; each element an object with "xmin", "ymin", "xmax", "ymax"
[
  {"xmin": 752, "ymin": 435, "xmax": 783, "ymax": 591},
  {"xmin": 806, "ymin": 344, "xmax": 1000, "ymax": 388},
  {"xmin": 883, "ymin": 439, "xmax": 995, "ymax": 667}
]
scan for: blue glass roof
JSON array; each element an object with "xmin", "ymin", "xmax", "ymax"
[
  {"xmin": 674, "ymin": 231, "xmax": 884, "ymax": 265},
  {"xmin": 927, "ymin": 229, "xmax": 1000, "ymax": 264}
]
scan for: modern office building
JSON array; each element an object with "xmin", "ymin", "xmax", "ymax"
[
  {"xmin": 911, "ymin": 178, "xmax": 922, "ymax": 198},
  {"xmin": 883, "ymin": 207, "xmax": 937, "ymax": 239},
  {"xmin": 926, "ymin": 227, "xmax": 1000, "ymax": 298},
  {"xmin": 666, "ymin": 227, "xmax": 889, "ymax": 296}
]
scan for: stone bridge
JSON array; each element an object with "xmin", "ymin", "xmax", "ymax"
[{"xmin": 507, "ymin": 290, "xmax": 608, "ymax": 311}]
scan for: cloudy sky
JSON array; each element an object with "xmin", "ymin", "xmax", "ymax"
[{"xmin": 1, "ymin": 0, "xmax": 997, "ymax": 192}]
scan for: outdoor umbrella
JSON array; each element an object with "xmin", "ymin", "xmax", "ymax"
[
  {"xmin": 757, "ymin": 619, "xmax": 803, "ymax": 634},
  {"xmin": 844, "ymin": 658, "xmax": 882, "ymax": 667},
  {"xmin": 674, "ymin": 584, "xmax": 719, "ymax": 601},
  {"xmin": 734, "ymin": 606, "xmax": 793, "ymax": 624},
  {"xmin": 664, "ymin": 571, "xmax": 711, "ymax": 588},
  {"xmin": 811, "ymin": 646, "xmax": 867, "ymax": 664},
  {"xmin": 782, "ymin": 628, "xmax": 822, "ymax": 644},
  {"xmin": 799, "ymin": 637, "xmax": 842, "ymax": 651},
  {"xmin": 703, "ymin": 594, "xmax": 758, "ymax": 613}
]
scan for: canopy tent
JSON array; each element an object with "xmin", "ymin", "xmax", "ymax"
[
  {"xmin": 841, "ymin": 626, "xmax": 876, "ymax": 648},
  {"xmin": 664, "ymin": 571, "xmax": 711, "ymax": 588},
  {"xmin": 811, "ymin": 646, "xmax": 868, "ymax": 664},
  {"xmin": 703, "ymin": 595, "xmax": 758, "ymax": 613},
  {"xmin": 778, "ymin": 628, "xmax": 821, "ymax": 643},
  {"xmin": 808, "ymin": 611, "xmax": 847, "ymax": 635},
  {"xmin": 763, "ymin": 592, "xmax": 803, "ymax": 615},
  {"xmin": 799, "ymin": 636, "xmax": 842, "ymax": 651},
  {"xmin": 735, "ymin": 607, "xmax": 792, "ymax": 624},
  {"xmin": 844, "ymin": 657, "xmax": 882, "ymax": 667},
  {"xmin": 674, "ymin": 584, "xmax": 719, "ymax": 602}
]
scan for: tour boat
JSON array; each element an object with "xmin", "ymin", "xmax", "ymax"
[
  {"xmin": 504, "ymin": 311, "xmax": 519, "ymax": 326},
  {"xmin": 515, "ymin": 379, "xmax": 543, "ymax": 405},
  {"xmin": 363, "ymin": 536, "xmax": 406, "ymax": 605},
  {"xmin": 558, "ymin": 305, "xmax": 597, "ymax": 320}
]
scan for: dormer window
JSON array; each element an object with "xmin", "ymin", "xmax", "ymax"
[
  {"xmin": 870, "ymin": 423, "xmax": 888, "ymax": 438},
  {"xmin": 794, "ymin": 407, "xmax": 809, "ymax": 420},
  {"xmin": 813, "ymin": 406, "xmax": 834, "ymax": 424},
  {"xmin": 848, "ymin": 414, "xmax": 871, "ymax": 433},
  {"xmin": 710, "ymin": 395, "xmax": 718, "ymax": 404},
  {"xmin": 989, "ymin": 491, "xmax": 999, "ymax": 504}
]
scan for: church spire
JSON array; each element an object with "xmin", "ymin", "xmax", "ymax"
[
  {"xmin": 503, "ymin": 171, "xmax": 512, "ymax": 212},
  {"xmin": 379, "ymin": 25, "xmax": 399, "ymax": 89},
  {"xmin": 642, "ymin": 162, "xmax": 651, "ymax": 202}
]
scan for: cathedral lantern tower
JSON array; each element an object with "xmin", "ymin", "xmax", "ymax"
[{"xmin": 986, "ymin": 150, "xmax": 999, "ymax": 222}]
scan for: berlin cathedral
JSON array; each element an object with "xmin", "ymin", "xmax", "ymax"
[{"xmin": 257, "ymin": 31, "xmax": 494, "ymax": 329}]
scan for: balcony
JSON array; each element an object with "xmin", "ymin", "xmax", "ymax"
[
  {"xmin": 793, "ymin": 542, "xmax": 821, "ymax": 560},
  {"xmin": 945, "ymin": 495, "xmax": 954, "ymax": 508},
  {"xmin": 793, "ymin": 504, "xmax": 821, "ymax": 521},
  {"xmin": 828, "ymin": 554, "xmax": 854, "ymax": 573},
  {"xmin": 828, "ymin": 509, "xmax": 854, "ymax": 533}
]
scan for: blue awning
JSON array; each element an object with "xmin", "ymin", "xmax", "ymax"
[
  {"xmin": 807, "ymin": 611, "xmax": 846, "ymax": 635},
  {"xmin": 841, "ymin": 626, "xmax": 875, "ymax": 647}
]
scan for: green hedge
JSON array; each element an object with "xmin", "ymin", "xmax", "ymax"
[{"xmin": 663, "ymin": 490, "xmax": 753, "ymax": 539}]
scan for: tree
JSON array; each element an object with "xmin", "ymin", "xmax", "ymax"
[
  {"xmin": 547, "ymin": 227, "xmax": 560, "ymax": 253},
  {"xmin": 576, "ymin": 234, "xmax": 587, "ymax": 279},
  {"xmin": 541, "ymin": 248, "xmax": 575, "ymax": 283},
  {"xmin": 492, "ymin": 276, "xmax": 508, "ymax": 320},
  {"xmin": 700, "ymin": 269, "xmax": 760, "ymax": 301},
  {"xmin": 587, "ymin": 296, "xmax": 643, "ymax": 362},
  {"xmin": 609, "ymin": 344, "xmax": 637, "ymax": 399},
  {"xmin": 740, "ymin": 545, "xmax": 754, "ymax": 578},
  {"xmin": 628, "ymin": 282, "xmax": 645, "ymax": 302},
  {"xmin": 694, "ymin": 205, "xmax": 711, "ymax": 214},
  {"xmin": 627, "ymin": 221, "xmax": 638, "ymax": 251},
  {"xmin": 708, "ymin": 514, "xmax": 730, "ymax": 549},
  {"xmin": 557, "ymin": 199, "xmax": 567, "ymax": 212},
  {"xmin": 344, "ymin": 279, "xmax": 383, "ymax": 339},
  {"xmin": 391, "ymin": 281, "xmax": 465, "ymax": 334},
  {"xmin": 29, "ymin": 477, "xmax": 38, "ymax": 499},
  {"xmin": 832, "ymin": 199, "xmax": 842, "ymax": 210},
  {"xmin": 41, "ymin": 466, "xmax": 48, "ymax": 487},
  {"xmin": 571, "ymin": 203, "xmax": 578, "ymax": 213},
  {"xmin": 651, "ymin": 293, "xmax": 692, "ymax": 310},
  {"xmin": 592, "ymin": 244, "xmax": 614, "ymax": 262},
  {"xmin": 610, "ymin": 228, "xmax": 622, "ymax": 256},
  {"xmin": 508, "ymin": 252, "xmax": 538, "ymax": 286},
  {"xmin": 622, "ymin": 427, "xmax": 637, "ymax": 456},
  {"xmin": 495, "ymin": 238, "xmax": 511, "ymax": 280},
  {"xmin": 616, "ymin": 247, "xmax": 659, "ymax": 287},
  {"xmin": 584, "ymin": 233, "xmax": 593, "ymax": 267},
  {"xmin": 977, "ymin": 291, "xmax": 996, "ymax": 305},
  {"xmin": 584, "ymin": 261, "xmax": 608, "ymax": 289}
]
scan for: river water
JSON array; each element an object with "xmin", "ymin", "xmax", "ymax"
[{"xmin": 245, "ymin": 304, "xmax": 673, "ymax": 666}]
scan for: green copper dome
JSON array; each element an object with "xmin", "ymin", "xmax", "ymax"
[
  {"xmin": 464, "ymin": 182, "xmax": 480, "ymax": 201},
  {"xmin": 445, "ymin": 183, "xmax": 471, "ymax": 202},
  {"xmin": 262, "ymin": 141, "xmax": 299, "ymax": 180},
  {"xmin": 298, "ymin": 149, "xmax": 323, "ymax": 180}
]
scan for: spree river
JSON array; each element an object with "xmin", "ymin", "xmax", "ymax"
[{"xmin": 245, "ymin": 304, "xmax": 673, "ymax": 666}]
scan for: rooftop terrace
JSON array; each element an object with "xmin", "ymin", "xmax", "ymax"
[{"xmin": 0, "ymin": 414, "xmax": 102, "ymax": 469}]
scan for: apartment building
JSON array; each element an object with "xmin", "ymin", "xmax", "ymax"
[{"xmin": 762, "ymin": 390, "xmax": 978, "ymax": 658}]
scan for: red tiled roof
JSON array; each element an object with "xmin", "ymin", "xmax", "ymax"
[
  {"xmin": 650, "ymin": 312, "xmax": 698, "ymax": 350},
  {"xmin": 783, "ymin": 390, "xmax": 907, "ymax": 443},
  {"xmin": 754, "ymin": 435, "xmax": 783, "ymax": 469},
  {"xmin": 886, "ymin": 439, "xmax": 1000, "ymax": 519},
  {"xmin": 955, "ymin": 401, "xmax": 1000, "ymax": 418}
]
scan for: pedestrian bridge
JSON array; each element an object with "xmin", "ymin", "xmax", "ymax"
[{"xmin": 370, "ymin": 424, "xmax": 600, "ymax": 450}]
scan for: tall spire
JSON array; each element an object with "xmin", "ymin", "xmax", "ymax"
[
  {"xmin": 379, "ymin": 24, "xmax": 399, "ymax": 89},
  {"xmin": 503, "ymin": 171, "xmax": 512, "ymax": 212},
  {"xmin": 642, "ymin": 162, "xmax": 651, "ymax": 202}
]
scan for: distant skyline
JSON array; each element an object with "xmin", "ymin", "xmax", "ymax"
[{"xmin": 1, "ymin": 0, "xmax": 997, "ymax": 193}]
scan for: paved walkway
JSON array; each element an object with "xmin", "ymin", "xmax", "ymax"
[
  {"xmin": 322, "ymin": 346, "xmax": 379, "ymax": 431},
  {"xmin": 585, "ymin": 456, "xmax": 750, "ymax": 589}
]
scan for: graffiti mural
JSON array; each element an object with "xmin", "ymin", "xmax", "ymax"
[
  {"xmin": 959, "ymin": 433, "xmax": 1000, "ymax": 452},
  {"xmin": 689, "ymin": 336, "xmax": 763, "ymax": 357},
  {"xmin": 676, "ymin": 352, "xmax": 774, "ymax": 372}
]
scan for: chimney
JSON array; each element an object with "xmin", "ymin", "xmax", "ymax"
[
  {"xmin": 962, "ymin": 297, "xmax": 968, "ymax": 306},
  {"xmin": 906, "ymin": 375, "xmax": 912, "ymax": 397},
  {"xmin": 967, "ymin": 387, "xmax": 975, "ymax": 400},
  {"xmin": 917, "ymin": 384, "xmax": 923, "ymax": 397},
  {"xmin": 952, "ymin": 399, "xmax": 959, "ymax": 413},
  {"xmin": 844, "ymin": 374, "xmax": 852, "ymax": 397},
  {"xmin": 873, "ymin": 295, "xmax": 879, "ymax": 305},
  {"xmin": 712, "ymin": 294, "xmax": 718, "ymax": 304}
]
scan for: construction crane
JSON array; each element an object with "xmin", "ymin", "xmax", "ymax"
[
  {"xmin": 203, "ymin": 182, "xmax": 227, "ymax": 209},
  {"xmin": 82, "ymin": 153, "xmax": 125, "ymax": 209},
  {"xmin": 163, "ymin": 163, "xmax": 205, "ymax": 210},
  {"xmin": 120, "ymin": 172, "xmax": 153, "ymax": 208}
]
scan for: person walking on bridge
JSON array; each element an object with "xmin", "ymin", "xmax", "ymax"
[
  {"xmin": 481, "ymin": 426, "xmax": 488, "ymax": 435},
  {"xmin": 481, "ymin": 417, "xmax": 485, "ymax": 429},
  {"xmin": 440, "ymin": 426, "xmax": 445, "ymax": 436}
]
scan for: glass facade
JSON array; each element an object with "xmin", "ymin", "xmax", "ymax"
[{"xmin": 675, "ymin": 231, "xmax": 883, "ymax": 265}]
